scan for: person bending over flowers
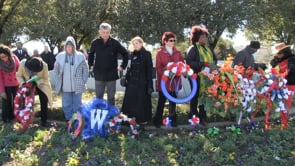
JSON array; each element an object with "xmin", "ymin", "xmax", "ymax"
[{"xmin": 16, "ymin": 57, "xmax": 52, "ymax": 127}]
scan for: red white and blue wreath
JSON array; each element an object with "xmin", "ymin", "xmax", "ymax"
[
  {"xmin": 14, "ymin": 76, "xmax": 40, "ymax": 131},
  {"xmin": 161, "ymin": 61, "xmax": 198, "ymax": 104},
  {"xmin": 68, "ymin": 112, "xmax": 84, "ymax": 140},
  {"xmin": 68, "ymin": 98, "xmax": 139, "ymax": 140},
  {"xmin": 108, "ymin": 113, "xmax": 139, "ymax": 138}
]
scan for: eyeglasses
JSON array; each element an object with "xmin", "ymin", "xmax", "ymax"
[{"xmin": 168, "ymin": 39, "xmax": 176, "ymax": 42}]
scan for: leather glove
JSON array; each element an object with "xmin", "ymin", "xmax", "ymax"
[
  {"xmin": 270, "ymin": 58, "xmax": 279, "ymax": 67},
  {"xmin": 259, "ymin": 63, "xmax": 267, "ymax": 70}
]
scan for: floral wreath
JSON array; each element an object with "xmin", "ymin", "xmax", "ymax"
[
  {"xmin": 108, "ymin": 113, "xmax": 139, "ymax": 138},
  {"xmin": 14, "ymin": 82, "xmax": 36, "ymax": 131},
  {"xmin": 68, "ymin": 112, "xmax": 84, "ymax": 140},
  {"xmin": 161, "ymin": 61, "xmax": 198, "ymax": 103}
]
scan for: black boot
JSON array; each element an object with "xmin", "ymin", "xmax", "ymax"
[
  {"xmin": 171, "ymin": 114, "xmax": 178, "ymax": 127},
  {"xmin": 139, "ymin": 124, "xmax": 146, "ymax": 132},
  {"xmin": 199, "ymin": 105, "xmax": 207, "ymax": 126},
  {"xmin": 41, "ymin": 120, "xmax": 48, "ymax": 127},
  {"xmin": 153, "ymin": 117, "xmax": 161, "ymax": 128}
]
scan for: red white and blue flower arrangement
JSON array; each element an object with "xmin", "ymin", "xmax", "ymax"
[
  {"xmin": 199, "ymin": 61, "xmax": 291, "ymax": 130},
  {"xmin": 67, "ymin": 98, "xmax": 139, "ymax": 140},
  {"xmin": 161, "ymin": 61, "xmax": 198, "ymax": 104},
  {"xmin": 161, "ymin": 61, "xmax": 200, "ymax": 127},
  {"xmin": 14, "ymin": 76, "xmax": 40, "ymax": 131}
]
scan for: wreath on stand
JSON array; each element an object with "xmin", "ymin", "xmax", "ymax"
[
  {"xmin": 160, "ymin": 62, "xmax": 198, "ymax": 127},
  {"xmin": 161, "ymin": 61, "xmax": 198, "ymax": 104}
]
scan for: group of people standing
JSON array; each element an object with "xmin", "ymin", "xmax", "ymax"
[
  {"xmin": 0, "ymin": 44, "xmax": 52, "ymax": 127},
  {"xmin": 86, "ymin": 23, "xmax": 216, "ymax": 129},
  {"xmin": 0, "ymin": 21, "xmax": 294, "ymax": 131},
  {"xmin": 86, "ymin": 23, "xmax": 218, "ymax": 129}
]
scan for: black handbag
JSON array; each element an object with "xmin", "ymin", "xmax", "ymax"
[
  {"xmin": 119, "ymin": 70, "xmax": 127, "ymax": 87},
  {"xmin": 120, "ymin": 61, "xmax": 130, "ymax": 87}
]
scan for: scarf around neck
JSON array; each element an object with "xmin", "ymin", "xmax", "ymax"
[
  {"xmin": 0, "ymin": 55, "xmax": 15, "ymax": 72},
  {"xmin": 195, "ymin": 43, "xmax": 213, "ymax": 63}
]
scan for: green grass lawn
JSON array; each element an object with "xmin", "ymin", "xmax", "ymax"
[
  {"xmin": 0, "ymin": 91, "xmax": 295, "ymax": 165},
  {"xmin": 0, "ymin": 116, "xmax": 294, "ymax": 165}
]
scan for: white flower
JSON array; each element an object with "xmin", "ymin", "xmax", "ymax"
[
  {"xmin": 243, "ymin": 78, "xmax": 249, "ymax": 84},
  {"xmin": 283, "ymin": 94, "xmax": 289, "ymax": 99},
  {"xmin": 167, "ymin": 62, "xmax": 174, "ymax": 67},
  {"xmin": 267, "ymin": 80, "xmax": 273, "ymax": 85},
  {"xmin": 237, "ymin": 74, "xmax": 243, "ymax": 80},
  {"xmin": 277, "ymin": 94, "xmax": 282, "ymax": 99},
  {"xmin": 164, "ymin": 70, "xmax": 170, "ymax": 76},
  {"xmin": 252, "ymin": 89, "xmax": 257, "ymax": 95},
  {"xmin": 171, "ymin": 67, "xmax": 177, "ymax": 74},
  {"xmin": 242, "ymin": 101, "xmax": 247, "ymax": 107},
  {"xmin": 246, "ymin": 107, "xmax": 252, "ymax": 112},
  {"xmin": 187, "ymin": 69, "xmax": 194, "ymax": 76},
  {"xmin": 181, "ymin": 66, "xmax": 187, "ymax": 73}
]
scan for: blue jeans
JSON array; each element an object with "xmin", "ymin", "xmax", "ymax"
[{"xmin": 62, "ymin": 92, "xmax": 82, "ymax": 121}]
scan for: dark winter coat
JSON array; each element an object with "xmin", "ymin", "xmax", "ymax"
[
  {"xmin": 185, "ymin": 44, "xmax": 217, "ymax": 73},
  {"xmin": 41, "ymin": 51, "xmax": 55, "ymax": 70},
  {"xmin": 13, "ymin": 49, "xmax": 29, "ymax": 61},
  {"xmin": 88, "ymin": 37, "xmax": 129, "ymax": 81},
  {"xmin": 270, "ymin": 53, "xmax": 295, "ymax": 85},
  {"xmin": 233, "ymin": 46, "xmax": 267, "ymax": 70},
  {"xmin": 121, "ymin": 48, "xmax": 153, "ymax": 123}
]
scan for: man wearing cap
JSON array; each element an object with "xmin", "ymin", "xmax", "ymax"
[
  {"xmin": 16, "ymin": 57, "xmax": 52, "ymax": 127},
  {"xmin": 233, "ymin": 41, "xmax": 266, "ymax": 69},
  {"xmin": 270, "ymin": 42, "xmax": 295, "ymax": 128},
  {"xmin": 88, "ymin": 22, "xmax": 129, "ymax": 106}
]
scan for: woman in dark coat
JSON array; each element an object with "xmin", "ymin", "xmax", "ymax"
[
  {"xmin": 121, "ymin": 36, "xmax": 154, "ymax": 126},
  {"xmin": 185, "ymin": 25, "xmax": 217, "ymax": 126}
]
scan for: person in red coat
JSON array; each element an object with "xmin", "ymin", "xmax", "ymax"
[
  {"xmin": 0, "ymin": 45, "xmax": 20, "ymax": 123},
  {"xmin": 270, "ymin": 42, "xmax": 295, "ymax": 129},
  {"xmin": 153, "ymin": 32, "xmax": 184, "ymax": 128}
]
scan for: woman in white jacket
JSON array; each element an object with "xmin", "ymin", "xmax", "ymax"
[{"xmin": 54, "ymin": 36, "xmax": 89, "ymax": 122}]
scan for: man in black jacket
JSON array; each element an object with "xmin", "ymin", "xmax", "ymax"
[
  {"xmin": 233, "ymin": 41, "xmax": 266, "ymax": 70},
  {"xmin": 88, "ymin": 22, "xmax": 129, "ymax": 105},
  {"xmin": 41, "ymin": 46, "xmax": 55, "ymax": 70},
  {"xmin": 13, "ymin": 42, "xmax": 29, "ymax": 61}
]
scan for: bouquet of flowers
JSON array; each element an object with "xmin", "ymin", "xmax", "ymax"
[
  {"xmin": 199, "ymin": 61, "xmax": 243, "ymax": 118},
  {"xmin": 254, "ymin": 68, "xmax": 290, "ymax": 130}
]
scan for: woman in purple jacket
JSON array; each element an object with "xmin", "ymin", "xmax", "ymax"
[{"xmin": 0, "ymin": 45, "xmax": 20, "ymax": 123}]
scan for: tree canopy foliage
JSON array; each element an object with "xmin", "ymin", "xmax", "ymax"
[
  {"xmin": 115, "ymin": 0, "xmax": 251, "ymax": 49},
  {"xmin": 0, "ymin": 0, "xmax": 23, "ymax": 44},
  {"xmin": 245, "ymin": 0, "xmax": 295, "ymax": 45},
  {"xmin": 0, "ymin": 0, "xmax": 294, "ymax": 54}
]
